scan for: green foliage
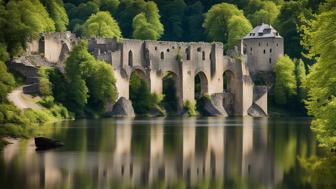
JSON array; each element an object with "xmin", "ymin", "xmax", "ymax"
[
  {"xmin": 227, "ymin": 15, "xmax": 252, "ymax": 50},
  {"xmin": 183, "ymin": 100, "xmax": 197, "ymax": 116},
  {"xmin": 63, "ymin": 41, "xmax": 118, "ymax": 115},
  {"xmin": 38, "ymin": 67, "xmax": 52, "ymax": 97},
  {"xmin": 0, "ymin": 43, "xmax": 9, "ymax": 62},
  {"xmin": 99, "ymin": 0, "xmax": 120, "ymax": 15},
  {"xmin": 303, "ymin": 0, "xmax": 336, "ymax": 149},
  {"xmin": 4, "ymin": 0, "xmax": 55, "ymax": 56},
  {"xmin": 0, "ymin": 61, "xmax": 15, "ymax": 102},
  {"xmin": 162, "ymin": 73, "xmax": 178, "ymax": 114},
  {"xmin": 129, "ymin": 72, "xmax": 163, "ymax": 115},
  {"xmin": 274, "ymin": 1, "xmax": 311, "ymax": 58},
  {"xmin": 42, "ymin": 0, "xmax": 69, "ymax": 32},
  {"xmin": 115, "ymin": 0, "xmax": 147, "ymax": 38},
  {"xmin": 83, "ymin": 11, "xmax": 122, "ymax": 38},
  {"xmin": 155, "ymin": 0, "xmax": 187, "ymax": 41},
  {"xmin": 203, "ymin": 3, "xmax": 251, "ymax": 49},
  {"xmin": 274, "ymin": 55, "xmax": 297, "ymax": 105},
  {"xmin": 247, "ymin": 0, "xmax": 280, "ymax": 26},
  {"xmin": 132, "ymin": 1, "xmax": 163, "ymax": 40}
]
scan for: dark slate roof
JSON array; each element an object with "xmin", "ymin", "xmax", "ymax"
[{"xmin": 244, "ymin": 23, "xmax": 282, "ymax": 39}]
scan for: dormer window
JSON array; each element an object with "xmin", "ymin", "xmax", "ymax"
[{"xmin": 258, "ymin": 33, "xmax": 263, "ymax": 36}]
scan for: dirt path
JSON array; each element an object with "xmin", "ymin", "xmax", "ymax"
[{"xmin": 7, "ymin": 87, "xmax": 42, "ymax": 110}]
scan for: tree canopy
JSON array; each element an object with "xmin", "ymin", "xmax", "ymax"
[
  {"xmin": 83, "ymin": 11, "xmax": 122, "ymax": 38},
  {"xmin": 132, "ymin": 1, "xmax": 163, "ymax": 40},
  {"xmin": 42, "ymin": 0, "xmax": 69, "ymax": 32},
  {"xmin": 203, "ymin": 3, "xmax": 251, "ymax": 47},
  {"xmin": 274, "ymin": 55, "xmax": 297, "ymax": 105}
]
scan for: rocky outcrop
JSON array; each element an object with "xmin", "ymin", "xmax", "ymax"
[
  {"xmin": 110, "ymin": 97, "xmax": 135, "ymax": 117},
  {"xmin": 203, "ymin": 93, "xmax": 228, "ymax": 116}
]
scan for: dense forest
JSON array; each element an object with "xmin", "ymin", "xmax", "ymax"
[{"xmin": 0, "ymin": 0, "xmax": 335, "ymax": 151}]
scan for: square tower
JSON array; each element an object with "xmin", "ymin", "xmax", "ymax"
[{"xmin": 242, "ymin": 23, "xmax": 283, "ymax": 75}]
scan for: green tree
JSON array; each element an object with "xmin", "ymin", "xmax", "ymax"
[
  {"xmin": 155, "ymin": 0, "xmax": 187, "ymax": 41},
  {"xmin": 227, "ymin": 15, "xmax": 252, "ymax": 50},
  {"xmin": 203, "ymin": 3, "xmax": 246, "ymax": 45},
  {"xmin": 249, "ymin": 1, "xmax": 279, "ymax": 26},
  {"xmin": 63, "ymin": 41, "xmax": 118, "ymax": 115},
  {"xmin": 116, "ymin": 0, "xmax": 147, "ymax": 38},
  {"xmin": 42, "ymin": 0, "xmax": 69, "ymax": 32},
  {"xmin": 303, "ymin": 0, "xmax": 336, "ymax": 149},
  {"xmin": 274, "ymin": 55, "xmax": 297, "ymax": 105},
  {"xmin": 64, "ymin": 42, "xmax": 89, "ymax": 113},
  {"xmin": 0, "ymin": 61, "xmax": 15, "ymax": 102},
  {"xmin": 274, "ymin": 1, "xmax": 311, "ymax": 58},
  {"xmin": 132, "ymin": 1, "xmax": 163, "ymax": 40},
  {"xmin": 83, "ymin": 11, "xmax": 122, "ymax": 38},
  {"xmin": 100, "ymin": 0, "xmax": 120, "ymax": 15},
  {"xmin": 184, "ymin": 1, "xmax": 205, "ymax": 41},
  {"xmin": 4, "ymin": 0, "xmax": 55, "ymax": 56}
]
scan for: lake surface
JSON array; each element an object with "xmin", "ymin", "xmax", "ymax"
[{"xmin": 0, "ymin": 117, "xmax": 323, "ymax": 189}]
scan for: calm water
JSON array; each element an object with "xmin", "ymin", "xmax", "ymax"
[{"xmin": 0, "ymin": 117, "xmax": 323, "ymax": 189}]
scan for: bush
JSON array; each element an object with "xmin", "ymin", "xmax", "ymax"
[{"xmin": 183, "ymin": 100, "xmax": 197, "ymax": 116}]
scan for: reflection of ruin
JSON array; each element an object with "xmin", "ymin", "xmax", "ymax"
[{"xmin": 1, "ymin": 117, "xmax": 308, "ymax": 189}]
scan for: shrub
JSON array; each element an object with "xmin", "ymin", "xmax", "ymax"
[{"xmin": 183, "ymin": 100, "xmax": 197, "ymax": 116}]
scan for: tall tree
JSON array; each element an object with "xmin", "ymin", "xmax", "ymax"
[
  {"xmin": 249, "ymin": 1, "xmax": 280, "ymax": 26},
  {"xmin": 227, "ymin": 15, "xmax": 252, "ymax": 50},
  {"xmin": 155, "ymin": 0, "xmax": 187, "ymax": 41},
  {"xmin": 274, "ymin": 55, "xmax": 297, "ymax": 105},
  {"xmin": 116, "ymin": 0, "xmax": 146, "ymax": 38},
  {"xmin": 4, "ymin": 0, "xmax": 55, "ymax": 56},
  {"xmin": 100, "ymin": 0, "xmax": 120, "ymax": 15},
  {"xmin": 132, "ymin": 1, "xmax": 163, "ymax": 40},
  {"xmin": 83, "ymin": 11, "xmax": 122, "ymax": 38},
  {"xmin": 203, "ymin": 3, "xmax": 245, "ymax": 45},
  {"xmin": 42, "ymin": 0, "xmax": 69, "ymax": 32},
  {"xmin": 303, "ymin": 0, "xmax": 336, "ymax": 149}
]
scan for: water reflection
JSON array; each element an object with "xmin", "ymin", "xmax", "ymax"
[{"xmin": 0, "ymin": 117, "xmax": 325, "ymax": 189}]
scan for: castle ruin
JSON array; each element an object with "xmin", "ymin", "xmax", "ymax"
[{"xmin": 10, "ymin": 24, "xmax": 283, "ymax": 117}]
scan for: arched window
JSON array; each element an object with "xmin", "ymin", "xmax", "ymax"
[
  {"xmin": 202, "ymin": 51, "xmax": 205, "ymax": 60},
  {"xmin": 263, "ymin": 49, "xmax": 266, "ymax": 54},
  {"xmin": 161, "ymin": 52, "xmax": 164, "ymax": 60},
  {"xmin": 186, "ymin": 48, "xmax": 190, "ymax": 60},
  {"xmin": 270, "ymin": 48, "xmax": 272, "ymax": 53},
  {"xmin": 128, "ymin": 50, "xmax": 133, "ymax": 66}
]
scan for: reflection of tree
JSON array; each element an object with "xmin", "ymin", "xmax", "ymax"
[{"xmin": 298, "ymin": 156, "xmax": 336, "ymax": 189}]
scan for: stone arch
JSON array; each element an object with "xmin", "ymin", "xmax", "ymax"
[
  {"xmin": 59, "ymin": 42, "xmax": 70, "ymax": 62},
  {"xmin": 162, "ymin": 71, "xmax": 180, "ymax": 113},
  {"xmin": 223, "ymin": 70, "xmax": 235, "ymax": 93},
  {"xmin": 128, "ymin": 50, "xmax": 133, "ymax": 66},
  {"xmin": 194, "ymin": 71, "xmax": 208, "ymax": 99}
]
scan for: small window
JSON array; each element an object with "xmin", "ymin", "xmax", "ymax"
[
  {"xmin": 128, "ymin": 50, "xmax": 133, "ymax": 66},
  {"xmin": 167, "ymin": 48, "xmax": 170, "ymax": 52},
  {"xmin": 269, "ymin": 58, "xmax": 272, "ymax": 64},
  {"xmin": 258, "ymin": 42, "xmax": 261, "ymax": 47},
  {"xmin": 186, "ymin": 48, "xmax": 190, "ymax": 60},
  {"xmin": 270, "ymin": 48, "xmax": 272, "ymax": 53},
  {"xmin": 202, "ymin": 51, "xmax": 205, "ymax": 60},
  {"xmin": 250, "ymin": 47, "xmax": 252, "ymax": 52},
  {"xmin": 266, "ymin": 42, "xmax": 268, "ymax": 46},
  {"xmin": 263, "ymin": 49, "xmax": 266, "ymax": 54},
  {"xmin": 276, "ymin": 43, "xmax": 278, "ymax": 47},
  {"xmin": 197, "ymin": 47, "xmax": 201, "ymax": 52},
  {"xmin": 160, "ymin": 52, "xmax": 164, "ymax": 60},
  {"xmin": 172, "ymin": 46, "xmax": 175, "ymax": 49},
  {"xmin": 155, "ymin": 46, "xmax": 157, "ymax": 50}
]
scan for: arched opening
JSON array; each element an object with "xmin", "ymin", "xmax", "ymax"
[
  {"xmin": 59, "ymin": 43, "xmax": 70, "ymax": 62},
  {"xmin": 129, "ymin": 69, "xmax": 152, "ymax": 115},
  {"xmin": 223, "ymin": 70, "xmax": 234, "ymax": 93},
  {"xmin": 160, "ymin": 52, "xmax": 164, "ymax": 60},
  {"xmin": 128, "ymin": 50, "xmax": 133, "ymax": 66},
  {"xmin": 194, "ymin": 72, "xmax": 208, "ymax": 99},
  {"xmin": 162, "ymin": 71, "xmax": 178, "ymax": 114},
  {"xmin": 195, "ymin": 72, "xmax": 209, "ymax": 115}
]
